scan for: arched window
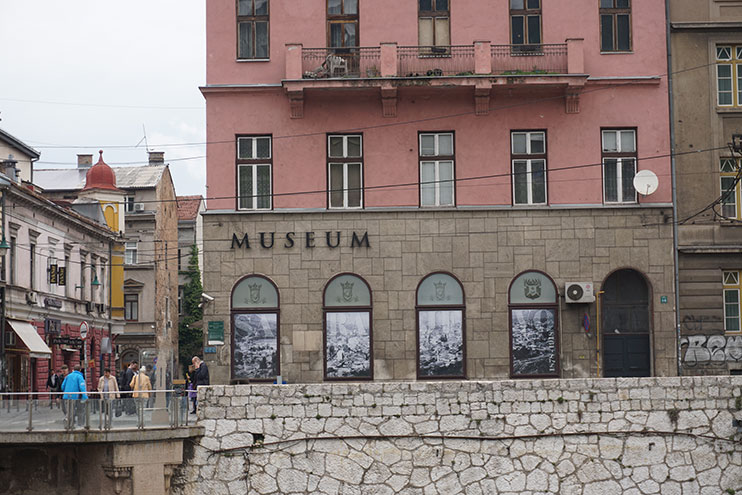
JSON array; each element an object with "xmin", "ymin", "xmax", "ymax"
[
  {"xmin": 509, "ymin": 270, "xmax": 559, "ymax": 378},
  {"xmin": 323, "ymin": 273, "xmax": 372, "ymax": 380},
  {"xmin": 231, "ymin": 275, "xmax": 280, "ymax": 382},
  {"xmin": 416, "ymin": 272, "xmax": 466, "ymax": 379}
]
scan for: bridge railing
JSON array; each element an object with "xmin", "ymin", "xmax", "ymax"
[{"xmin": 0, "ymin": 390, "xmax": 197, "ymax": 432}]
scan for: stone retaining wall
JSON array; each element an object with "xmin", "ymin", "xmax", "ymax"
[{"xmin": 174, "ymin": 377, "xmax": 742, "ymax": 494}]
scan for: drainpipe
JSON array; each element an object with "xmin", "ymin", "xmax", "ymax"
[
  {"xmin": 665, "ymin": 0, "xmax": 682, "ymax": 376},
  {"xmin": 0, "ymin": 175, "xmax": 11, "ymax": 392}
]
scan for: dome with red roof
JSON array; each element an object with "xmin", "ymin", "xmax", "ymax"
[{"xmin": 83, "ymin": 150, "xmax": 119, "ymax": 191}]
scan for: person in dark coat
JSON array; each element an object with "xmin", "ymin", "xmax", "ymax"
[
  {"xmin": 47, "ymin": 367, "xmax": 63, "ymax": 404},
  {"xmin": 191, "ymin": 356, "xmax": 209, "ymax": 414},
  {"xmin": 119, "ymin": 361, "xmax": 138, "ymax": 414}
]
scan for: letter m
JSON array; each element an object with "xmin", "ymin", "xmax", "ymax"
[
  {"xmin": 231, "ymin": 233, "xmax": 250, "ymax": 249},
  {"xmin": 351, "ymin": 232, "xmax": 370, "ymax": 248}
]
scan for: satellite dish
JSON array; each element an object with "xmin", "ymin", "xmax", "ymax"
[{"xmin": 633, "ymin": 170, "xmax": 659, "ymax": 196}]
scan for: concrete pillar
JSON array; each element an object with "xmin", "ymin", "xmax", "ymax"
[
  {"xmin": 566, "ymin": 38, "xmax": 584, "ymax": 74},
  {"xmin": 474, "ymin": 40, "xmax": 492, "ymax": 75},
  {"xmin": 285, "ymin": 43, "xmax": 303, "ymax": 80},
  {"xmin": 380, "ymin": 42, "xmax": 397, "ymax": 77}
]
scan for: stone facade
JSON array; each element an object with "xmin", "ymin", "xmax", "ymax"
[
  {"xmin": 174, "ymin": 377, "xmax": 742, "ymax": 494},
  {"xmin": 201, "ymin": 207, "xmax": 676, "ymax": 384}
]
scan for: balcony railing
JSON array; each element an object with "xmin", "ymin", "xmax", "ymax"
[
  {"xmin": 491, "ymin": 43, "xmax": 568, "ymax": 74},
  {"xmin": 397, "ymin": 45, "xmax": 476, "ymax": 77},
  {"xmin": 292, "ymin": 41, "xmax": 576, "ymax": 80},
  {"xmin": 302, "ymin": 47, "xmax": 381, "ymax": 79}
]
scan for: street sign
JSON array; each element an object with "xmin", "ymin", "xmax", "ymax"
[{"xmin": 79, "ymin": 321, "xmax": 89, "ymax": 339}]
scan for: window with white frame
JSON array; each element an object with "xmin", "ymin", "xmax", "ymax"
[
  {"xmin": 602, "ymin": 129, "xmax": 637, "ymax": 204},
  {"xmin": 124, "ymin": 196, "xmax": 136, "ymax": 213},
  {"xmin": 125, "ymin": 241, "xmax": 138, "ymax": 265},
  {"xmin": 237, "ymin": 136, "xmax": 272, "ymax": 210},
  {"xmin": 721, "ymin": 158, "xmax": 741, "ymax": 219},
  {"xmin": 328, "ymin": 134, "xmax": 363, "ymax": 209},
  {"xmin": 723, "ymin": 270, "xmax": 741, "ymax": 333},
  {"xmin": 237, "ymin": 0, "xmax": 269, "ymax": 59},
  {"xmin": 511, "ymin": 131, "xmax": 547, "ymax": 205},
  {"xmin": 419, "ymin": 132, "xmax": 455, "ymax": 207},
  {"xmin": 716, "ymin": 46, "xmax": 742, "ymax": 107}
]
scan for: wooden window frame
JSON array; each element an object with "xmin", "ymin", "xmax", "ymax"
[
  {"xmin": 511, "ymin": 130, "xmax": 548, "ymax": 205},
  {"xmin": 419, "ymin": 131, "xmax": 456, "ymax": 207},
  {"xmin": 327, "ymin": 0, "xmax": 359, "ymax": 49},
  {"xmin": 720, "ymin": 158, "xmax": 741, "ymax": 219},
  {"xmin": 599, "ymin": 0, "xmax": 632, "ymax": 53},
  {"xmin": 601, "ymin": 128, "xmax": 637, "ymax": 204},
  {"xmin": 415, "ymin": 271, "xmax": 466, "ymax": 380},
  {"xmin": 236, "ymin": 135, "xmax": 273, "ymax": 211},
  {"xmin": 418, "ymin": 0, "xmax": 450, "ymax": 50},
  {"xmin": 236, "ymin": 0, "xmax": 270, "ymax": 60},
  {"xmin": 716, "ymin": 45, "xmax": 742, "ymax": 107},
  {"xmin": 323, "ymin": 273, "xmax": 374, "ymax": 381},
  {"xmin": 723, "ymin": 270, "xmax": 742, "ymax": 334},
  {"xmin": 509, "ymin": 0, "xmax": 542, "ymax": 47},
  {"xmin": 124, "ymin": 294, "xmax": 139, "ymax": 321},
  {"xmin": 327, "ymin": 134, "xmax": 364, "ymax": 209}
]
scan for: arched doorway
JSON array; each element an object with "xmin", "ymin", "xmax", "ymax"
[{"xmin": 601, "ymin": 269, "xmax": 651, "ymax": 377}]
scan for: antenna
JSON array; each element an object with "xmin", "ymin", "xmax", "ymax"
[
  {"xmin": 142, "ymin": 124, "xmax": 151, "ymax": 152},
  {"xmin": 633, "ymin": 170, "xmax": 659, "ymax": 196}
]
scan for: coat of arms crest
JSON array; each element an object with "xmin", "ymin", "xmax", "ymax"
[{"xmin": 523, "ymin": 278, "xmax": 542, "ymax": 300}]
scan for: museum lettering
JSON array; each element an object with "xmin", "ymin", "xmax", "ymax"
[{"xmin": 231, "ymin": 231, "xmax": 370, "ymax": 250}]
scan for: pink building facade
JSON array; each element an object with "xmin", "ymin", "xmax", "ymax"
[{"xmin": 201, "ymin": 0, "xmax": 677, "ymax": 384}]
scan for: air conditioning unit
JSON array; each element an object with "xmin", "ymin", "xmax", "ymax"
[
  {"xmin": 134, "ymin": 203, "xmax": 145, "ymax": 212},
  {"xmin": 26, "ymin": 291, "xmax": 38, "ymax": 305},
  {"xmin": 565, "ymin": 282, "xmax": 595, "ymax": 304},
  {"xmin": 85, "ymin": 301, "xmax": 94, "ymax": 313}
]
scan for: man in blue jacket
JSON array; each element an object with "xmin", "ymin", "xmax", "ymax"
[{"xmin": 61, "ymin": 364, "xmax": 88, "ymax": 425}]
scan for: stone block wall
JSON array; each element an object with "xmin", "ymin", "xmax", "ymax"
[
  {"xmin": 201, "ymin": 207, "xmax": 676, "ymax": 384},
  {"xmin": 174, "ymin": 377, "xmax": 742, "ymax": 494}
]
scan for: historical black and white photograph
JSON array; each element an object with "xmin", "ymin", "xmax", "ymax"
[
  {"xmin": 418, "ymin": 310, "xmax": 464, "ymax": 377},
  {"xmin": 233, "ymin": 313, "xmax": 279, "ymax": 380},
  {"xmin": 325, "ymin": 312, "xmax": 371, "ymax": 379},
  {"xmin": 511, "ymin": 308, "xmax": 558, "ymax": 377}
]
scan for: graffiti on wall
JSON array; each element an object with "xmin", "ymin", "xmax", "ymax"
[{"xmin": 680, "ymin": 334, "xmax": 742, "ymax": 366}]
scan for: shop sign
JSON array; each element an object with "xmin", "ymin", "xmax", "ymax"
[
  {"xmin": 51, "ymin": 336, "xmax": 83, "ymax": 346},
  {"xmin": 231, "ymin": 231, "xmax": 370, "ymax": 250},
  {"xmin": 44, "ymin": 297, "xmax": 63, "ymax": 309},
  {"xmin": 45, "ymin": 318, "xmax": 62, "ymax": 335}
]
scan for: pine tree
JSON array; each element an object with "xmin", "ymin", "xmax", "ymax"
[{"xmin": 178, "ymin": 244, "xmax": 204, "ymax": 377}]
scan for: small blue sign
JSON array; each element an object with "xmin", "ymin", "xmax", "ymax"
[
  {"xmin": 204, "ymin": 346, "xmax": 217, "ymax": 354},
  {"xmin": 660, "ymin": 296, "xmax": 668, "ymax": 304}
]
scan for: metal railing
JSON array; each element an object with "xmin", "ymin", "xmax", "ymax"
[
  {"xmin": 491, "ymin": 43, "xmax": 568, "ymax": 74},
  {"xmin": 0, "ymin": 390, "xmax": 195, "ymax": 432},
  {"xmin": 302, "ymin": 47, "xmax": 382, "ymax": 79},
  {"xmin": 397, "ymin": 45, "xmax": 476, "ymax": 77}
]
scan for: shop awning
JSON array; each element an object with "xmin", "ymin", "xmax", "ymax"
[{"xmin": 8, "ymin": 319, "xmax": 52, "ymax": 359}]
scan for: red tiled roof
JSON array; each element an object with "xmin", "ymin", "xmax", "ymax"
[{"xmin": 177, "ymin": 195, "xmax": 202, "ymax": 221}]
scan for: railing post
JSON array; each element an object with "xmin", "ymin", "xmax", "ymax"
[
  {"xmin": 285, "ymin": 43, "xmax": 304, "ymax": 80},
  {"xmin": 474, "ymin": 40, "xmax": 492, "ymax": 75},
  {"xmin": 380, "ymin": 42, "xmax": 397, "ymax": 77},
  {"xmin": 566, "ymin": 38, "xmax": 584, "ymax": 74}
]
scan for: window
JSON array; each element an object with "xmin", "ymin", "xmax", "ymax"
[
  {"xmin": 91, "ymin": 262, "xmax": 97, "ymax": 302},
  {"xmin": 125, "ymin": 242, "xmax": 138, "ymax": 265},
  {"xmin": 511, "ymin": 131, "xmax": 547, "ymax": 205},
  {"xmin": 237, "ymin": 0, "xmax": 269, "ymax": 59},
  {"xmin": 237, "ymin": 136, "xmax": 272, "ymax": 210},
  {"xmin": 29, "ymin": 242, "xmax": 36, "ymax": 290},
  {"xmin": 419, "ymin": 132, "xmax": 455, "ymax": 206},
  {"xmin": 721, "ymin": 158, "xmax": 741, "ymax": 219},
  {"xmin": 64, "ymin": 253, "xmax": 70, "ymax": 297},
  {"xmin": 509, "ymin": 271, "xmax": 560, "ymax": 378},
  {"xmin": 8, "ymin": 236, "xmax": 15, "ymax": 286},
  {"xmin": 323, "ymin": 273, "xmax": 373, "ymax": 380},
  {"xmin": 416, "ymin": 272, "xmax": 466, "ymax": 379},
  {"xmin": 724, "ymin": 271, "xmax": 742, "ymax": 333},
  {"xmin": 328, "ymin": 135, "xmax": 363, "ymax": 209},
  {"xmin": 716, "ymin": 46, "xmax": 742, "ymax": 106},
  {"xmin": 231, "ymin": 275, "xmax": 280, "ymax": 381},
  {"xmin": 178, "ymin": 286, "xmax": 184, "ymax": 315},
  {"xmin": 602, "ymin": 129, "xmax": 637, "ymax": 204},
  {"xmin": 124, "ymin": 196, "xmax": 135, "ymax": 213},
  {"xmin": 510, "ymin": 0, "xmax": 541, "ymax": 47},
  {"xmin": 418, "ymin": 0, "xmax": 450, "ymax": 50},
  {"xmin": 125, "ymin": 294, "xmax": 139, "ymax": 321},
  {"xmin": 600, "ymin": 0, "xmax": 631, "ymax": 52},
  {"xmin": 328, "ymin": 0, "xmax": 358, "ymax": 49}
]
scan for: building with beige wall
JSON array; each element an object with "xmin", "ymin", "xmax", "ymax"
[{"xmin": 669, "ymin": 0, "xmax": 742, "ymax": 374}]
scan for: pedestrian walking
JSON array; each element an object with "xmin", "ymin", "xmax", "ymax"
[
  {"xmin": 46, "ymin": 368, "xmax": 63, "ymax": 405},
  {"xmin": 131, "ymin": 366, "xmax": 152, "ymax": 409},
  {"xmin": 191, "ymin": 356, "xmax": 209, "ymax": 414},
  {"xmin": 98, "ymin": 368, "xmax": 120, "ymax": 419},
  {"xmin": 119, "ymin": 361, "xmax": 138, "ymax": 415},
  {"xmin": 61, "ymin": 364, "xmax": 88, "ymax": 425}
]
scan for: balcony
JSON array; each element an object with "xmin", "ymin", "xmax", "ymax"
[{"xmin": 283, "ymin": 40, "xmax": 588, "ymax": 118}]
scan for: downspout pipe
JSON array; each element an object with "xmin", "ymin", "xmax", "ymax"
[
  {"xmin": 665, "ymin": 0, "xmax": 682, "ymax": 376},
  {"xmin": 0, "ymin": 174, "xmax": 11, "ymax": 392}
]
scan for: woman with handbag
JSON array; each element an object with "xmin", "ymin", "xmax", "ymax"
[{"xmin": 98, "ymin": 368, "xmax": 120, "ymax": 419}]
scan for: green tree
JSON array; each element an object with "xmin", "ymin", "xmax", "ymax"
[{"xmin": 178, "ymin": 244, "xmax": 204, "ymax": 377}]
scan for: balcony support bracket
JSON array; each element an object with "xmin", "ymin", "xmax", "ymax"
[
  {"xmin": 474, "ymin": 85, "xmax": 491, "ymax": 116},
  {"xmin": 380, "ymin": 86, "xmax": 397, "ymax": 118},
  {"xmin": 288, "ymin": 90, "xmax": 304, "ymax": 119}
]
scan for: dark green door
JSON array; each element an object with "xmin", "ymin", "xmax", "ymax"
[{"xmin": 602, "ymin": 269, "xmax": 651, "ymax": 377}]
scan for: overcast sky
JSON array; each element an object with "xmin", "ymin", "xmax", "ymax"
[{"xmin": 0, "ymin": 1, "xmax": 206, "ymax": 196}]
